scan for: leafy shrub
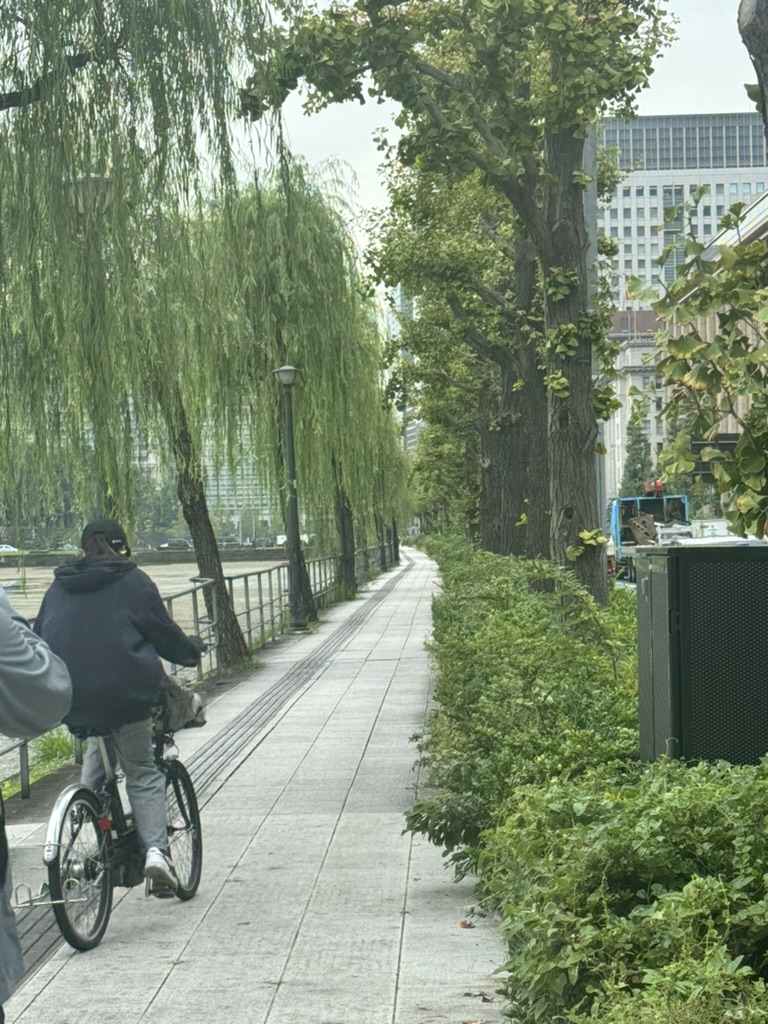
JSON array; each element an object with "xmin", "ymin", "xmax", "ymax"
[
  {"xmin": 407, "ymin": 539, "xmax": 638, "ymax": 873},
  {"xmin": 484, "ymin": 758, "xmax": 768, "ymax": 1021},
  {"xmin": 408, "ymin": 539, "xmax": 768, "ymax": 1023}
]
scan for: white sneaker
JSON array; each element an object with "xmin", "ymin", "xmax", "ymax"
[{"xmin": 144, "ymin": 847, "xmax": 178, "ymax": 892}]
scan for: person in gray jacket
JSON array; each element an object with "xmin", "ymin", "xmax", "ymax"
[{"xmin": 0, "ymin": 589, "xmax": 72, "ymax": 1022}]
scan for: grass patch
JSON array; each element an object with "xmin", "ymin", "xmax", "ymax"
[{"xmin": 1, "ymin": 727, "xmax": 76, "ymax": 801}]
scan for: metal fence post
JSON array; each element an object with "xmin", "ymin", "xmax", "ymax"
[{"xmin": 19, "ymin": 739, "xmax": 30, "ymax": 799}]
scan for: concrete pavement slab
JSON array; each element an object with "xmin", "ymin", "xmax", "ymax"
[{"xmin": 5, "ymin": 549, "xmax": 505, "ymax": 1023}]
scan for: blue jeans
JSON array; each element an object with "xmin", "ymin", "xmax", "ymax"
[{"xmin": 82, "ymin": 718, "xmax": 167, "ymax": 855}]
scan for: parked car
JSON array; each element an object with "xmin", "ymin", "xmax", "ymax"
[
  {"xmin": 216, "ymin": 535, "xmax": 240, "ymax": 549},
  {"xmin": 0, "ymin": 543, "xmax": 18, "ymax": 553},
  {"xmin": 159, "ymin": 538, "xmax": 192, "ymax": 550}
]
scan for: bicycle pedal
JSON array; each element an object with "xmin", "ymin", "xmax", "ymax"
[{"xmin": 146, "ymin": 879, "xmax": 176, "ymax": 900}]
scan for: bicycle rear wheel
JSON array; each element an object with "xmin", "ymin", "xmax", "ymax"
[
  {"xmin": 164, "ymin": 759, "xmax": 202, "ymax": 899},
  {"xmin": 46, "ymin": 787, "xmax": 113, "ymax": 950}
]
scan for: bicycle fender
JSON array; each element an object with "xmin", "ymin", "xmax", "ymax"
[{"xmin": 43, "ymin": 784, "xmax": 99, "ymax": 864}]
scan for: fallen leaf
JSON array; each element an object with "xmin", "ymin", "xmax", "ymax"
[{"xmin": 459, "ymin": 919, "xmax": 476, "ymax": 928}]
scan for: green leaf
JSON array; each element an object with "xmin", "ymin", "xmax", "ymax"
[
  {"xmin": 738, "ymin": 447, "xmax": 766, "ymax": 475},
  {"xmin": 718, "ymin": 244, "xmax": 738, "ymax": 268},
  {"xmin": 667, "ymin": 333, "xmax": 704, "ymax": 358},
  {"xmin": 698, "ymin": 446, "xmax": 724, "ymax": 462}
]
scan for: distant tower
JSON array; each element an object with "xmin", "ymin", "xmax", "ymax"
[{"xmin": 390, "ymin": 284, "xmax": 421, "ymax": 451}]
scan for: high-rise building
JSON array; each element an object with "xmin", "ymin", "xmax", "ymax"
[
  {"xmin": 597, "ymin": 113, "xmax": 768, "ymax": 501},
  {"xmin": 598, "ymin": 113, "xmax": 768, "ymax": 309},
  {"xmin": 389, "ymin": 284, "xmax": 422, "ymax": 451}
]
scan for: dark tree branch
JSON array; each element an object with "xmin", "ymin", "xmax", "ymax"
[
  {"xmin": 410, "ymin": 57, "xmax": 468, "ymax": 93},
  {"xmin": 1, "ymin": 49, "xmax": 105, "ymax": 112},
  {"xmin": 470, "ymin": 280, "xmax": 515, "ymax": 313},
  {"xmin": 446, "ymin": 292, "xmax": 512, "ymax": 367},
  {"xmin": 413, "ymin": 86, "xmax": 539, "ymax": 229}
]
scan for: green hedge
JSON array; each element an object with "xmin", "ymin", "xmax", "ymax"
[{"xmin": 407, "ymin": 538, "xmax": 768, "ymax": 1024}]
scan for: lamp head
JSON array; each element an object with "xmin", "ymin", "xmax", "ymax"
[{"xmin": 274, "ymin": 365, "xmax": 299, "ymax": 387}]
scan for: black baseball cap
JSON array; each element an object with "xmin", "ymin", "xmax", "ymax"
[{"xmin": 80, "ymin": 518, "xmax": 131, "ymax": 556}]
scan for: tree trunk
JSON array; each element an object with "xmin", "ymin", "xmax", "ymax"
[
  {"xmin": 297, "ymin": 549, "xmax": 318, "ymax": 623},
  {"xmin": 541, "ymin": 128, "xmax": 607, "ymax": 603},
  {"xmin": 356, "ymin": 522, "xmax": 371, "ymax": 580},
  {"xmin": 166, "ymin": 387, "xmax": 251, "ymax": 664},
  {"xmin": 514, "ymin": 238, "xmax": 551, "ymax": 560},
  {"xmin": 478, "ymin": 367, "xmax": 528, "ymax": 555},
  {"xmin": 374, "ymin": 512, "xmax": 388, "ymax": 570},
  {"xmin": 391, "ymin": 517, "xmax": 400, "ymax": 564},
  {"xmin": 519, "ymin": 347, "xmax": 551, "ymax": 560},
  {"xmin": 333, "ymin": 459, "xmax": 357, "ymax": 595},
  {"xmin": 740, "ymin": 0, "xmax": 768, "ymax": 138}
]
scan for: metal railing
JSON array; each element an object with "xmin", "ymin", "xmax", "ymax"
[{"xmin": 0, "ymin": 548, "xmax": 388, "ymax": 798}]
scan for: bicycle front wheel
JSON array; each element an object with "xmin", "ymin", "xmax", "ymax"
[
  {"xmin": 164, "ymin": 759, "xmax": 202, "ymax": 900},
  {"xmin": 46, "ymin": 787, "xmax": 113, "ymax": 950}
]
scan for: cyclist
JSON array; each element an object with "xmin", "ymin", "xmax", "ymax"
[
  {"xmin": 34, "ymin": 518, "xmax": 205, "ymax": 894},
  {"xmin": 1, "ymin": 589, "xmax": 72, "ymax": 1023}
]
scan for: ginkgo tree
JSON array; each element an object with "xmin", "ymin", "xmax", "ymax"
[
  {"xmin": 369, "ymin": 159, "xmax": 551, "ymax": 558},
  {"xmin": 640, "ymin": 206, "xmax": 768, "ymax": 539},
  {"xmin": 241, "ymin": 0, "xmax": 673, "ymax": 601}
]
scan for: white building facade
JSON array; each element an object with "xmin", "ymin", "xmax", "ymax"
[
  {"xmin": 598, "ymin": 113, "xmax": 768, "ymax": 499},
  {"xmin": 598, "ymin": 113, "xmax": 768, "ymax": 310},
  {"xmin": 604, "ymin": 310, "xmax": 663, "ymax": 502}
]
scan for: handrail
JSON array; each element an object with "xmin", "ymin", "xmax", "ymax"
[{"xmin": 0, "ymin": 548, "xmax": 386, "ymax": 799}]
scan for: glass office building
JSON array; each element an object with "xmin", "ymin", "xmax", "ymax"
[{"xmin": 598, "ymin": 113, "xmax": 768, "ymax": 306}]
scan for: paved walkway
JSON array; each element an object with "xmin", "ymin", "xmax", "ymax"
[{"xmin": 4, "ymin": 549, "xmax": 506, "ymax": 1024}]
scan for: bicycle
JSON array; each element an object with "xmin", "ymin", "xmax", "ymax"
[{"xmin": 41, "ymin": 722, "xmax": 203, "ymax": 950}]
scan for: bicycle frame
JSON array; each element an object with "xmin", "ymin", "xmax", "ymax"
[
  {"xmin": 17, "ymin": 727, "xmax": 202, "ymax": 946},
  {"xmin": 43, "ymin": 736, "xmax": 128, "ymax": 866}
]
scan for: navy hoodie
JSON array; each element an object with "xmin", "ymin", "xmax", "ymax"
[{"xmin": 34, "ymin": 556, "xmax": 202, "ymax": 732}]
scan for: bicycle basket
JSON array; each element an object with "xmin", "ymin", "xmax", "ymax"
[{"xmin": 153, "ymin": 674, "xmax": 207, "ymax": 734}]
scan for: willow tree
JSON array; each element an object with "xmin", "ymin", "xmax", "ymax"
[
  {"xmin": 0, "ymin": 0, "xmax": 270, "ymax": 662},
  {"xmin": 241, "ymin": 0, "xmax": 673, "ymax": 602},
  {"xmin": 0, "ymin": 4, "xmax": 409, "ymax": 661},
  {"xmin": 185, "ymin": 166, "xmax": 412, "ymax": 587}
]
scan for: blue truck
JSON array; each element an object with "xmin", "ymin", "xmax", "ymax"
[{"xmin": 608, "ymin": 491, "xmax": 691, "ymax": 581}]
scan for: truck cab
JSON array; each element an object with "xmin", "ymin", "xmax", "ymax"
[{"xmin": 608, "ymin": 492, "xmax": 691, "ymax": 581}]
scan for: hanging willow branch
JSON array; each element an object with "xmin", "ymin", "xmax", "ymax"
[
  {"xmin": 0, "ymin": 2, "xmax": 410, "ymax": 552},
  {"xmin": 0, "ymin": 0, "xmax": 267, "ymax": 515}
]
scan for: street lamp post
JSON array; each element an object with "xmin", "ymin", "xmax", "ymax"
[
  {"xmin": 274, "ymin": 365, "xmax": 307, "ymax": 630},
  {"xmin": 71, "ymin": 175, "xmax": 116, "ymax": 516}
]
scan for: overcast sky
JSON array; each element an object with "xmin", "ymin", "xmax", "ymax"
[
  {"xmin": 637, "ymin": 0, "xmax": 754, "ymax": 115},
  {"xmin": 272, "ymin": 0, "xmax": 757, "ymax": 213}
]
